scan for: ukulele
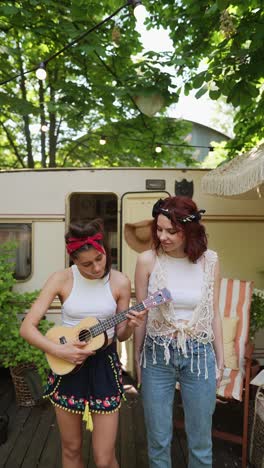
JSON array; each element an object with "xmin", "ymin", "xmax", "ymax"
[{"xmin": 45, "ymin": 288, "xmax": 171, "ymax": 375}]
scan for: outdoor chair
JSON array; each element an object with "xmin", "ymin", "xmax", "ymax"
[
  {"xmin": 213, "ymin": 277, "xmax": 254, "ymax": 468},
  {"xmin": 174, "ymin": 277, "xmax": 254, "ymax": 468}
]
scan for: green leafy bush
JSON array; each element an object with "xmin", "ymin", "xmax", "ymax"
[
  {"xmin": 250, "ymin": 288, "xmax": 264, "ymax": 342},
  {"xmin": 0, "ymin": 242, "xmax": 53, "ymax": 383}
]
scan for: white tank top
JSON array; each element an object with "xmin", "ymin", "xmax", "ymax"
[
  {"xmin": 61, "ymin": 265, "xmax": 117, "ymax": 338},
  {"xmin": 149, "ymin": 255, "xmax": 203, "ymax": 321}
]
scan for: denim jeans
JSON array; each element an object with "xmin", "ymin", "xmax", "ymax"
[{"xmin": 141, "ymin": 336, "xmax": 216, "ymax": 468}]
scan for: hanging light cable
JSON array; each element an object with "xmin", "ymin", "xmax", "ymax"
[
  {"xmin": 76, "ymin": 133, "xmax": 217, "ymax": 153},
  {"xmin": 0, "ymin": 1, "xmax": 147, "ymax": 86}
]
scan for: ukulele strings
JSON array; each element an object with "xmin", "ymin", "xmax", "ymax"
[
  {"xmin": 74, "ymin": 302, "xmax": 146, "ymax": 341},
  {"xmin": 91, "ymin": 302, "xmax": 147, "ymax": 337}
]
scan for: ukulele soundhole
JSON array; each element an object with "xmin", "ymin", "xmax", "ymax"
[{"xmin": 78, "ymin": 329, "xmax": 92, "ymax": 343}]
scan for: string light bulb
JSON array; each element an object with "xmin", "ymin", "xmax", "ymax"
[
  {"xmin": 155, "ymin": 145, "xmax": 162, "ymax": 153},
  {"xmin": 99, "ymin": 135, "xmax": 106, "ymax": 145},
  {"xmin": 129, "ymin": 0, "xmax": 147, "ymax": 22},
  {"xmin": 134, "ymin": 4, "xmax": 147, "ymax": 22},
  {"xmin": 36, "ymin": 62, "xmax": 47, "ymax": 80},
  {"xmin": 41, "ymin": 123, "xmax": 48, "ymax": 132}
]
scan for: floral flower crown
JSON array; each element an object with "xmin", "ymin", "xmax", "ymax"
[{"xmin": 152, "ymin": 199, "xmax": 206, "ymax": 224}]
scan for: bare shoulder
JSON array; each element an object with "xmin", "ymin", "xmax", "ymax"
[
  {"xmin": 110, "ymin": 269, "xmax": 130, "ymax": 288},
  {"xmin": 137, "ymin": 249, "xmax": 156, "ymax": 267},
  {"xmin": 110, "ymin": 269, "xmax": 131, "ymax": 301},
  {"xmin": 42, "ymin": 268, "xmax": 71, "ymax": 292}
]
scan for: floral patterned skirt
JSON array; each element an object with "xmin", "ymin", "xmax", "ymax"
[{"xmin": 43, "ymin": 342, "xmax": 124, "ymax": 415}]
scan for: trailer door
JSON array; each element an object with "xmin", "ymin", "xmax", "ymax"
[
  {"xmin": 121, "ymin": 191, "xmax": 169, "ymax": 290},
  {"xmin": 120, "ymin": 191, "xmax": 168, "ymax": 377},
  {"xmin": 68, "ymin": 192, "xmax": 118, "ymax": 268}
]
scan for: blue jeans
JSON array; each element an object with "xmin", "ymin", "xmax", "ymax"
[{"xmin": 141, "ymin": 336, "xmax": 216, "ymax": 468}]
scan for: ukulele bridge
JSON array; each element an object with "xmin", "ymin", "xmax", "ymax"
[{"xmin": 59, "ymin": 336, "xmax": 67, "ymax": 344}]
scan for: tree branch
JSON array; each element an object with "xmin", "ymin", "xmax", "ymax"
[{"xmin": 93, "ymin": 50, "xmax": 150, "ymax": 131}]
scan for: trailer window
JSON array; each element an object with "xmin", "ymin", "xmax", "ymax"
[
  {"xmin": 0, "ymin": 223, "xmax": 32, "ymax": 280},
  {"xmin": 69, "ymin": 194, "xmax": 118, "ymax": 269}
]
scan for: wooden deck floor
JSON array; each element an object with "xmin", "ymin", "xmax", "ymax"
[{"xmin": 0, "ymin": 369, "xmax": 244, "ymax": 468}]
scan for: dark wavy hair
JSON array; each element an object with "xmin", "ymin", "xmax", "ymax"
[
  {"xmin": 65, "ymin": 218, "xmax": 111, "ymax": 277},
  {"xmin": 151, "ymin": 196, "xmax": 207, "ymax": 262}
]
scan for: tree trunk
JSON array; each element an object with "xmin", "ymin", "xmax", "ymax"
[
  {"xmin": 16, "ymin": 40, "xmax": 34, "ymax": 168},
  {"xmin": 48, "ymin": 79, "xmax": 57, "ymax": 167},
  {"xmin": 39, "ymin": 80, "xmax": 47, "ymax": 168}
]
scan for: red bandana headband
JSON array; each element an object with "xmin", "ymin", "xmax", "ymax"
[{"xmin": 66, "ymin": 233, "xmax": 105, "ymax": 255}]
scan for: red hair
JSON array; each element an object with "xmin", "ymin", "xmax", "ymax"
[{"xmin": 151, "ymin": 196, "xmax": 207, "ymax": 262}]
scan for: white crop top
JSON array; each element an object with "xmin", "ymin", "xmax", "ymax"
[
  {"xmin": 61, "ymin": 265, "xmax": 117, "ymax": 339},
  {"xmin": 149, "ymin": 255, "xmax": 203, "ymax": 321},
  {"xmin": 142, "ymin": 249, "xmax": 218, "ymax": 374}
]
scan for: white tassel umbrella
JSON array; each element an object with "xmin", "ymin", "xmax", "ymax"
[{"xmin": 201, "ymin": 143, "xmax": 264, "ymax": 199}]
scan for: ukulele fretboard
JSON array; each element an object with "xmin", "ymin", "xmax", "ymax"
[{"xmin": 89, "ymin": 302, "xmax": 145, "ymax": 338}]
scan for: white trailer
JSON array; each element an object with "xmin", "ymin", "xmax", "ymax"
[{"xmin": 1, "ymin": 167, "xmax": 263, "ymax": 370}]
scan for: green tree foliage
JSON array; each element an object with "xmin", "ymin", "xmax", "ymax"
[
  {"xmin": 0, "ymin": 0, "xmax": 189, "ymax": 168},
  {"xmin": 62, "ymin": 116, "xmax": 193, "ymax": 167},
  {"xmin": 250, "ymin": 289, "xmax": 264, "ymax": 342},
  {"xmin": 1, "ymin": 1, "xmax": 262, "ymax": 167},
  {"xmin": 147, "ymin": 0, "xmax": 264, "ymax": 157}
]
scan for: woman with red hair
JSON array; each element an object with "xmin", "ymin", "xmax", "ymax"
[{"xmin": 134, "ymin": 196, "xmax": 224, "ymax": 468}]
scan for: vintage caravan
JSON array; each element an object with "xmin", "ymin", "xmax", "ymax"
[{"xmin": 0, "ymin": 167, "xmax": 263, "ymax": 370}]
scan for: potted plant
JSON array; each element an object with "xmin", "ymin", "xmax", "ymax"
[
  {"xmin": 0, "ymin": 242, "xmax": 53, "ymax": 406},
  {"xmin": 250, "ymin": 288, "xmax": 264, "ymax": 341},
  {"xmin": 249, "ymin": 288, "xmax": 264, "ymax": 378}
]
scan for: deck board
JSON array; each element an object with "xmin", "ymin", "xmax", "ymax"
[
  {"xmin": 5, "ymin": 406, "xmax": 43, "ymax": 468},
  {"xmin": 21, "ymin": 404, "xmax": 56, "ymax": 468},
  {"xmin": 1, "ymin": 404, "xmax": 32, "ymax": 467},
  {"xmin": 132, "ymin": 398, "xmax": 149, "ymax": 468},
  {"xmin": 37, "ymin": 417, "xmax": 61, "ymax": 468},
  {"xmin": 0, "ymin": 370, "xmax": 245, "ymax": 468}
]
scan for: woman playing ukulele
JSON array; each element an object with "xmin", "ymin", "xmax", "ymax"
[{"xmin": 20, "ymin": 219, "xmax": 146, "ymax": 468}]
